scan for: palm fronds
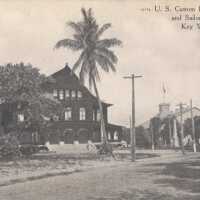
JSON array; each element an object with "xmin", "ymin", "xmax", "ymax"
[
  {"xmin": 54, "ymin": 39, "xmax": 82, "ymax": 51},
  {"xmin": 96, "ymin": 23, "xmax": 111, "ymax": 38},
  {"xmin": 96, "ymin": 47, "xmax": 118, "ymax": 64},
  {"xmin": 97, "ymin": 38, "xmax": 122, "ymax": 48},
  {"xmin": 55, "ymin": 8, "xmax": 122, "ymax": 145}
]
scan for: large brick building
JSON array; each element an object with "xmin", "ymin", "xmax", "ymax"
[{"xmin": 42, "ymin": 64, "xmax": 123, "ymax": 144}]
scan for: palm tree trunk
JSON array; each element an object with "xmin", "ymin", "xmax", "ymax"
[{"xmin": 92, "ymin": 77, "xmax": 108, "ymax": 144}]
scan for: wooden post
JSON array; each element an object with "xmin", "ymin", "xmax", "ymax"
[
  {"xmin": 179, "ymin": 103, "xmax": 185, "ymax": 155},
  {"xmin": 150, "ymin": 120, "xmax": 155, "ymax": 152},
  {"xmin": 124, "ymin": 74, "xmax": 142, "ymax": 162},
  {"xmin": 131, "ymin": 75, "xmax": 136, "ymax": 161},
  {"xmin": 173, "ymin": 117, "xmax": 179, "ymax": 148},
  {"xmin": 168, "ymin": 117, "xmax": 172, "ymax": 148},
  {"xmin": 190, "ymin": 99, "xmax": 197, "ymax": 153}
]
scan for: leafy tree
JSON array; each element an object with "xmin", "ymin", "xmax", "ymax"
[
  {"xmin": 136, "ymin": 126, "xmax": 151, "ymax": 148},
  {"xmin": 55, "ymin": 8, "xmax": 122, "ymax": 144},
  {"xmin": 194, "ymin": 116, "xmax": 200, "ymax": 144},
  {"xmin": 184, "ymin": 116, "xmax": 200, "ymax": 144},
  {"xmin": 159, "ymin": 117, "xmax": 174, "ymax": 147},
  {"xmin": 150, "ymin": 117, "xmax": 162, "ymax": 147},
  {"xmin": 0, "ymin": 63, "xmax": 62, "ymax": 142}
]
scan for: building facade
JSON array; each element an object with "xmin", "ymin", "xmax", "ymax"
[
  {"xmin": 42, "ymin": 64, "xmax": 123, "ymax": 144},
  {"xmin": 138, "ymin": 103, "xmax": 200, "ymax": 148},
  {"xmin": 0, "ymin": 64, "xmax": 123, "ymax": 145}
]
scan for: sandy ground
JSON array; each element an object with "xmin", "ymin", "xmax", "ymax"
[
  {"xmin": 0, "ymin": 146, "xmax": 157, "ymax": 187},
  {"xmin": 0, "ymin": 152, "xmax": 118, "ymax": 186},
  {"xmin": 0, "ymin": 150, "xmax": 200, "ymax": 200}
]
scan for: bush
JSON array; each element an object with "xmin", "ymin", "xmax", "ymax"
[
  {"xmin": 19, "ymin": 144, "xmax": 40, "ymax": 156},
  {"xmin": 97, "ymin": 143, "xmax": 113, "ymax": 155},
  {"xmin": 0, "ymin": 134, "xmax": 21, "ymax": 159}
]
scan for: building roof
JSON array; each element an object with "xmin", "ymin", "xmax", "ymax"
[{"xmin": 50, "ymin": 64, "xmax": 112, "ymax": 107}]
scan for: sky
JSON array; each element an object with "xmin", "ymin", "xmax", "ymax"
[{"xmin": 1, "ymin": 0, "xmax": 200, "ymax": 127}]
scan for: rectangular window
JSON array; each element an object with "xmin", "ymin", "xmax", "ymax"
[
  {"xmin": 71, "ymin": 90, "xmax": 76, "ymax": 99},
  {"xmin": 93, "ymin": 110, "xmax": 96, "ymax": 121},
  {"xmin": 79, "ymin": 107, "xmax": 86, "ymax": 120},
  {"xmin": 77, "ymin": 91, "xmax": 82, "ymax": 98},
  {"xmin": 108, "ymin": 132, "xmax": 111, "ymax": 141},
  {"xmin": 97, "ymin": 110, "xmax": 101, "ymax": 121},
  {"xmin": 114, "ymin": 132, "xmax": 119, "ymax": 141},
  {"xmin": 64, "ymin": 107, "xmax": 72, "ymax": 120},
  {"xmin": 59, "ymin": 90, "xmax": 64, "ymax": 100},
  {"xmin": 18, "ymin": 114, "xmax": 24, "ymax": 122},
  {"xmin": 53, "ymin": 89, "xmax": 57, "ymax": 97},
  {"xmin": 65, "ymin": 89, "xmax": 70, "ymax": 98}
]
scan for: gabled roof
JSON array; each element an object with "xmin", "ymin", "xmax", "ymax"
[{"xmin": 50, "ymin": 64, "xmax": 112, "ymax": 107}]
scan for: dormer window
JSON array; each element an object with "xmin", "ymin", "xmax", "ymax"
[
  {"xmin": 71, "ymin": 90, "xmax": 76, "ymax": 99},
  {"xmin": 59, "ymin": 90, "xmax": 64, "ymax": 100},
  {"xmin": 53, "ymin": 89, "xmax": 57, "ymax": 97},
  {"xmin": 77, "ymin": 91, "xmax": 82, "ymax": 98},
  {"xmin": 65, "ymin": 89, "xmax": 70, "ymax": 98}
]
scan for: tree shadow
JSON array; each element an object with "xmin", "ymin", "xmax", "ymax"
[
  {"xmin": 138, "ymin": 156, "xmax": 200, "ymax": 194},
  {"xmin": 89, "ymin": 189, "xmax": 200, "ymax": 200}
]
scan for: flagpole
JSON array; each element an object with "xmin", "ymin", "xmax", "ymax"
[{"xmin": 162, "ymin": 83, "xmax": 166, "ymax": 103}]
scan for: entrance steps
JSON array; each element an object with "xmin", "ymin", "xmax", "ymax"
[{"xmin": 46, "ymin": 144, "xmax": 89, "ymax": 154}]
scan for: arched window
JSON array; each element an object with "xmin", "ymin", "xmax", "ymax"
[
  {"xmin": 108, "ymin": 132, "xmax": 111, "ymax": 140},
  {"xmin": 64, "ymin": 107, "xmax": 72, "ymax": 120},
  {"xmin": 79, "ymin": 107, "xmax": 86, "ymax": 120},
  {"xmin": 114, "ymin": 131, "xmax": 118, "ymax": 141},
  {"xmin": 97, "ymin": 109, "xmax": 101, "ymax": 121},
  {"xmin": 77, "ymin": 91, "xmax": 82, "ymax": 98},
  {"xmin": 65, "ymin": 89, "xmax": 70, "ymax": 98},
  {"xmin": 71, "ymin": 90, "xmax": 76, "ymax": 99},
  {"xmin": 53, "ymin": 89, "xmax": 58, "ymax": 97},
  {"xmin": 93, "ymin": 110, "xmax": 96, "ymax": 121},
  {"xmin": 59, "ymin": 89, "xmax": 64, "ymax": 100}
]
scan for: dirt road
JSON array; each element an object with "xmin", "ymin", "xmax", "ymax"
[{"xmin": 0, "ymin": 152, "xmax": 200, "ymax": 200}]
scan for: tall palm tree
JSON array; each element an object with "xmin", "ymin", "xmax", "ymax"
[{"xmin": 55, "ymin": 8, "xmax": 122, "ymax": 144}]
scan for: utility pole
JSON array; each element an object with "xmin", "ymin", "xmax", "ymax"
[
  {"xmin": 177, "ymin": 103, "xmax": 186, "ymax": 155},
  {"xmin": 124, "ymin": 74, "xmax": 142, "ymax": 162},
  {"xmin": 168, "ymin": 116, "xmax": 172, "ymax": 148},
  {"xmin": 190, "ymin": 99, "xmax": 197, "ymax": 153},
  {"xmin": 129, "ymin": 116, "xmax": 132, "ymax": 149},
  {"xmin": 150, "ymin": 119, "xmax": 155, "ymax": 152}
]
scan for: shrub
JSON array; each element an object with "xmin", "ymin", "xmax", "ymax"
[
  {"xmin": 19, "ymin": 144, "xmax": 40, "ymax": 156},
  {"xmin": 0, "ymin": 133, "xmax": 21, "ymax": 159}
]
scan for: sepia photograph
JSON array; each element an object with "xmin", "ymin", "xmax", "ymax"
[{"xmin": 0, "ymin": 0, "xmax": 200, "ymax": 199}]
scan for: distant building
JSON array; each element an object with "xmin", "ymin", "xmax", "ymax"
[{"xmin": 137, "ymin": 102, "xmax": 200, "ymax": 148}]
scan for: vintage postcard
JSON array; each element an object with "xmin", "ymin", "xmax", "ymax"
[{"xmin": 0, "ymin": 0, "xmax": 200, "ymax": 199}]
